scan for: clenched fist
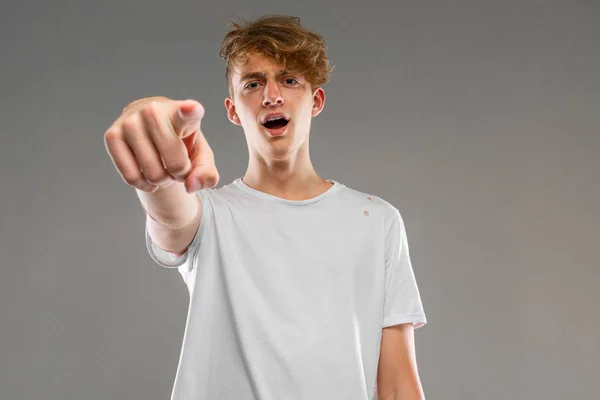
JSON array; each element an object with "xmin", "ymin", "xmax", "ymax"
[{"xmin": 104, "ymin": 97, "xmax": 219, "ymax": 194}]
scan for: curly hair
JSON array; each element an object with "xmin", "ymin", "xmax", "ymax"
[{"xmin": 219, "ymin": 15, "xmax": 334, "ymax": 97}]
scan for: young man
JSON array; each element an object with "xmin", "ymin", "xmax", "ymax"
[{"xmin": 104, "ymin": 15, "xmax": 427, "ymax": 400}]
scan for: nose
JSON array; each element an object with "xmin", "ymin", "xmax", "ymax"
[{"xmin": 262, "ymin": 81, "xmax": 284, "ymax": 107}]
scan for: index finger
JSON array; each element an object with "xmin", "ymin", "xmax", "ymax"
[{"xmin": 170, "ymin": 99, "xmax": 205, "ymax": 139}]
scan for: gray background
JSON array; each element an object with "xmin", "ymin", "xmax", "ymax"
[{"xmin": 1, "ymin": 0, "xmax": 598, "ymax": 399}]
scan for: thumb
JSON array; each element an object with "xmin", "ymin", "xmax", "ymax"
[
  {"xmin": 183, "ymin": 127, "xmax": 219, "ymax": 193},
  {"xmin": 184, "ymin": 163, "xmax": 220, "ymax": 193},
  {"xmin": 172, "ymin": 99, "xmax": 205, "ymax": 138}
]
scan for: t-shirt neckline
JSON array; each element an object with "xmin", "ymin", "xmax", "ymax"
[{"xmin": 233, "ymin": 177, "xmax": 342, "ymax": 206}]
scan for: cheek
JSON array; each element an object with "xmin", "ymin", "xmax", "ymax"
[
  {"xmin": 296, "ymin": 103, "xmax": 314, "ymax": 122},
  {"xmin": 240, "ymin": 99, "xmax": 262, "ymax": 118},
  {"xmin": 235, "ymin": 105, "xmax": 256, "ymax": 125}
]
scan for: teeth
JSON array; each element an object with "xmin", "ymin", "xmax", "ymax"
[{"xmin": 266, "ymin": 115, "xmax": 285, "ymax": 122}]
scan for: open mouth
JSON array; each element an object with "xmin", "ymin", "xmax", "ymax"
[{"xmin": 262, "ymin": 116, "xmax": 289, "ymax": 130}]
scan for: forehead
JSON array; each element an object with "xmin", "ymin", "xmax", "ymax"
[{"xmin": 231, "ymin": 53, "xmax": 288, "ymax": 79}]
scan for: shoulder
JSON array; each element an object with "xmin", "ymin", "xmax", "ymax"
[
  {"xmin": 335, "ymin": 182, "xmax": 403, "ymax": 228},
  {"xmin": 197, "ymin": 179, "xmax": 246, "ymax": 204}
]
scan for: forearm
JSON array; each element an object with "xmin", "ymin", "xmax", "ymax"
[{"xmin": 136, "ymin": 182, "xmax": 199, "ymax": 229}]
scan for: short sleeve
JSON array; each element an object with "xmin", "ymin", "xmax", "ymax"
[{"xmin": 383, "ymin": 209, "xmax": 427, "ymax": 329}]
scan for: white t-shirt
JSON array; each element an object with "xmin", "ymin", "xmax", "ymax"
[{"xmin": 146, "ymin": 178, "xmax": 426, "ymax": 400}]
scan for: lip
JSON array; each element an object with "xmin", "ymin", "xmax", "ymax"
[
  {"xmin": 264, "ymin": 123, "xmax": 289, "ymax": 137},
  {"xmin": 261, "ymin": 112, "xmax": 290, "ymax": 124}
]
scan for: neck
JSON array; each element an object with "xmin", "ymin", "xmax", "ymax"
[{"xmin": 242, "ymin": 146, "xmax": 331, "ymax": 201}]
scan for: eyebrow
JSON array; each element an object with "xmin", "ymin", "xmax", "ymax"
[{"xmin": 239, "ymin": 70, "xmax": 294, "ymax": 83}]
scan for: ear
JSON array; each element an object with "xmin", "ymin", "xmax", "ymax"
[
  {"xmin": 224, "ymin": 97, "xmax": 241, "ymax": 126},
  {"xmin": 311, "ymin": 87, "xmax": 326, "ymax": 117}
]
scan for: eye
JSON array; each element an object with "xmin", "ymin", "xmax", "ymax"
[
  {"xmin": 284, "ymin": 78, "xmax": 299, "ymax": 85},
  {"xmin": 244, "ymin": 82, "xmax": 261, "ymax": 90}
]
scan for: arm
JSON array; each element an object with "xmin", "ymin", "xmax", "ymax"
[
  {"xmin": 104, "ymin": 97, "xmax": 218, "ymax": 257},
  {"xmin": 139, "ymin": 183, "xmax": 202, "ymax": 257},
  {"xmin": 377, "ymin": 323, "xmax": 425, "ymax": 400}
]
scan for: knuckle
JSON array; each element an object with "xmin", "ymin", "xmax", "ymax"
[
  {"xmin": 122, "ymin": 171, "xmax": 141, "ymax": 186},
  {"xmin": 104, "ymin": 128, "xmax": 120, "ymax": 142},
  {"xmin": 121, "ymin": 117, "xmax": 139, "ymax": 135},
  {"xmin": 165, "ymin": 158, "xmax": 190, "ymax": 176},
  {"xmin": 141, "ymin": 101, "xmax": 161, "ymax": 122},
  {"xmin": 202, "ymin": 170, "xmax": 220, "ymax": 188},
  {"xmin": 143, "ymin": 169, "xmax": 167, "ymax": 185}
]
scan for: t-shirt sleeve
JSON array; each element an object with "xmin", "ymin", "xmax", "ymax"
[{"xmin": 383, "ymin": 209, "xmax": 427, "ymax": 329}]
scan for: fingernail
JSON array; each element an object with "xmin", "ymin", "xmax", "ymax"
[
  {"xmin": 188, "ymin": 180, "xmax": 202, "ymax": 192},
  {"xmin": 178, "ymin": 102, "xmax": 197, "ymax": 119}
]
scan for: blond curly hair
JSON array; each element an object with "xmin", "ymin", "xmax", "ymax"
[{"xmin": 220, "ymin": 15, "xmax": 334, "ymax": 97}]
